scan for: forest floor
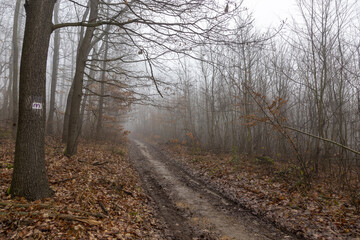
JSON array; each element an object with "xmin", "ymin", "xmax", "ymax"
[
  {"xmin": 153, "ymin": 140, "xmax": 360, "ymax": 240},
  {"xmin": 1, "ymin": 130, "xmax": 360, "ymax": 240},
  {"xmin": 0, "ymin": 133, "xmax": 166, "ymax": 239}
]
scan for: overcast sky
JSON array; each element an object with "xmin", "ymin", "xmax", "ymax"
[{"xmin": 242, "ymin": 0, "xmax": 298, "ymax": 29}]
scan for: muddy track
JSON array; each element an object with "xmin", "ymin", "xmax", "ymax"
[{"xmin": 130, "ymin": 140, "xmax": 298, "ymax": 240}]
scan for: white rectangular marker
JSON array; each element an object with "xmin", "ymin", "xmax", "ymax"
[{"xmin": 32, "ymin": 102, "xmax": 42, "ymax": 110}]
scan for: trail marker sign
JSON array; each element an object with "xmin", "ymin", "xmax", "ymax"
[
  {"xmin": 32, "ymin": 96, "xmax": 43, "ymax": 110},
  {"xmin": 32, "ymin": 102, "xmax": 42, "ymax": 110}
]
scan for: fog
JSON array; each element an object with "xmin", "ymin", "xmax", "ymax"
[{"xmin": 1, "ymin": 0, "xmax": 360, "ymax": 189}]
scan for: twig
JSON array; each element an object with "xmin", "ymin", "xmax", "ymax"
[
  {"xmin": 97, "ymin": 200, "xmax": 109, "ymax": 215},
  {"xmin": 123, "ymin": 190, "xmax": 133, "ymax": 196},
  {"xmin": 50, "ymin": 176, "xmax": 78, "ymax": 184},
  {"xmin": 66, "ymin": 0, "xmax": 88, "ymax": 8},
  {"xmin": 57, "ymin": 214, "xmax": 102, "ymax": 225},
  {"xmin": 92, "ymin": 161, "xmax": 109, "ymax": 166}
]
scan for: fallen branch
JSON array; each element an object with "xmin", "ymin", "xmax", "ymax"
[
  {"xmin": 0, "ymin": 201, "xmax": 105, "ymax": 218},
  {"xmin": 0, "ymin": 202, "xmax": 52, "ymax": 209},
  {"xmin": 0, "ymin": 211, "xmax": 101, "ymax": 225}
]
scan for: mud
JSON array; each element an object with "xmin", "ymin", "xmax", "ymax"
[{"xmin": 130, "ymin": 140, "xmax": 298, "ymax": 240}]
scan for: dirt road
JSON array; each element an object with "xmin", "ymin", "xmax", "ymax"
[{"xmin": 130, "ymin": 140, "xmax": 298, "ymax": 240}]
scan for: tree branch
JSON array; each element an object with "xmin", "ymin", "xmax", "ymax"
[{"xmin": 276, "ymin": 124, "xmax": 360, "ymax": 156}]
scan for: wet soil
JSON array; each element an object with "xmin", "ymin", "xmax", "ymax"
[{"xmin": 130, "ymin": 140, "xmax": 299, "ymax": 240}]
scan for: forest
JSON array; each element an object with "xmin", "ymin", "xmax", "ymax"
[{"xmin": 0, "ymin": 0, "xmax": 360, "ymax": 239}]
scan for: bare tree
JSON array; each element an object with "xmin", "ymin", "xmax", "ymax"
[{"xmin": 65, "ymin": 0, "xmax": 99, "ymax": 156}]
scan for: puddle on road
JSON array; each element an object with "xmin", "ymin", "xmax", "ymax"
[{"xmin": 134, "ymin": 140, "xmax": 277, "ymax": 240}]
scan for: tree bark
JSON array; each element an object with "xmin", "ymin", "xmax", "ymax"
[
  {"xmin": 10, "ymin": 0, "xmax": 55, "ymax": 201},
  {"xmin": 11, "ymin": 0, "xmax": 22, "ymax": 138},
  {"xmin": 47, "ymin": 0, "xmax": 61, "ymax": 135},
  {"xmin": 65, "ymin": 0, "xmax": 99, "ymax": 156}
]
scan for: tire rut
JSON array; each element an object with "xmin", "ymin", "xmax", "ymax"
[{"xmin": 130, "ymin": 140, "xmax": 298, "ymax": 240}]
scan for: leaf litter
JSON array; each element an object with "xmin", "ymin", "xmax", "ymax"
[
  {"xmin": 0, "ymin": 136, "xmax": 164, "ymax": 239},
  {"xmin": 159, "ymin": 142, "xmax": 360, "ymax": 240}
]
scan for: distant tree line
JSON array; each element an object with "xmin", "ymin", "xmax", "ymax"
[{"xmin": 132, "ymin": 0, "xmax": 360, "ymax": 189}]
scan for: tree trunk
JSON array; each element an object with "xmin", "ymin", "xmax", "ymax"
[
  {"xmin": 47, "ymin": 0, "xmax": 61, "ymax": 135},
  {"xmin": 62, "ymin": 2, "xmax": 90, "ymax": 142},
  {"xmin": 11, "ymin": 0, "xmax": 21, "ymax": 138},
  {"xmin": 96, "ymin": 37, "xmax": 109, "ymax": 138},
  {"xmin": 80, "ymin": 44, "xmax": 99, "ymax": 137},
  {"xmin": 10, "ymin": 0, "xmax": 55, "ymax": 201},
  {"xmin": 62, "ymin": 81, "xmax": 73, "ymax": 143},
  {"xmin": 65, "ymin": 0, "xmax": 99, "ymax": 156},
  {"xmin": 0, "ymin": 68, "xmax": 11, "ymax": 120},
  {"xmin": 58, "ymin": 56, "xmax": 67, "ymax": 134}
]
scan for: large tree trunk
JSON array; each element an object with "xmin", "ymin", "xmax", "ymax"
[
  {"xmin": 47, "ymin": 0, "xmax": 61, "ymax": 135},
  {"xmin": 11, "ymin": 0, "xmax": 21, "ymax": 138},
  {"xmin": 65, "ymin": 0, "xmax": 99, "ymax": 156},
  {"xmin": 10, "ymin": 0, "xmax": 55, "ymax": 201}
]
